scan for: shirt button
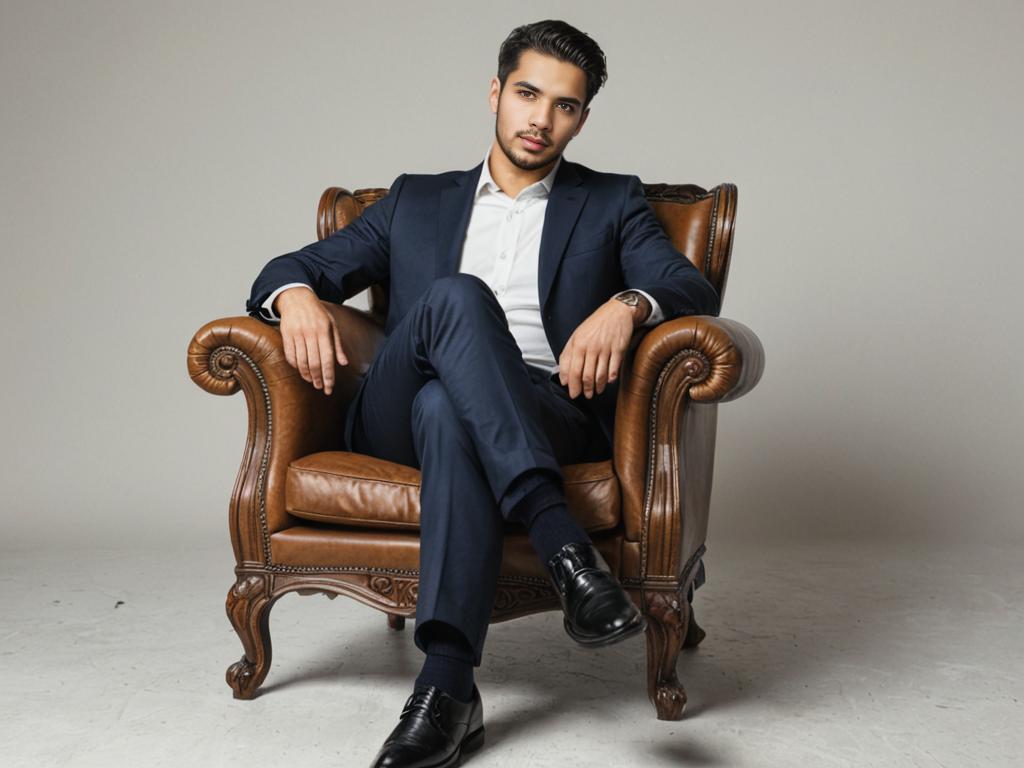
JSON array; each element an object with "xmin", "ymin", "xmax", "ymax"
[{"xmin": 500, "ymin": 252, "xmax": 507, "ymax": 259}]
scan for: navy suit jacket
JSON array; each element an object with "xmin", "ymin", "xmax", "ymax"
[{"xmin": 246, "ymin": 156, "xmax": 721, "ymax": 454}]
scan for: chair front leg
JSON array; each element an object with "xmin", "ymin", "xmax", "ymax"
[
  {"xmin": 642, "ymin": 587, "xmax": 691, "ymax": 720},
  {"xmin": 225, "ymin": 573, "xmax": 277, "ymax": 699}
]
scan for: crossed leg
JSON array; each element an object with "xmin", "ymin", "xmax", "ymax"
[{"xmin": 345, "ymin": 273, "xmax": 600, "ymax": 664}]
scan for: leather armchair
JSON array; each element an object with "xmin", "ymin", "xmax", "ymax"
[{"xmin": 186, "ymin": 179, "xmax": 764, "ymax": 720}]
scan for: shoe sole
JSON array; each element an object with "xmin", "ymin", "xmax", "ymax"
[
  {"xmin": 565, "ymin": 613, "xmax": 647, "ymax": 648},
  {"xmin": 427, "ymin": 725, "xmax": 485, "ymax": 768}
]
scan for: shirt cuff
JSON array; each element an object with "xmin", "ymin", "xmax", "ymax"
[
  {"xmin": 613, "ymin": 289, "xmax": 664, "ymax": 327},
  {"xmin": 260, "ymin": 282, "xmax": 314, "ymax": 322}
]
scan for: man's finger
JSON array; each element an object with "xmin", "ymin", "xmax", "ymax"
[
  {"xmin": 305, "ymin": 334, "xmax": 323, "ymax": 389},
  {"xmin": 318, "ymin": 330, "xmax": 336, "ymax": 395},
  {"xmin": 294, "ymin": 334, "xmax": 311, "ymax": 384},
  {"xmin": 607, "ymin": 347, "xmax": 623, "ymax": 384},
  {"xmin": 581, "ymin": 347, "xmax": 598, "ymax": 399},
  {"xmin": 568, "ymin": 344, "xmax": 585, "ymax": 398},
  {"xmin": 594, "ymin": 350, "xmax": 609, "ymax": 395}
]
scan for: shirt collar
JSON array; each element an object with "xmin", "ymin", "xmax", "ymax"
[{"xmin": 475, "ymin": 144, "xmax": 562, "ymax": 200}]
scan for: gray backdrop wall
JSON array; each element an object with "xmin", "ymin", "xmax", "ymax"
[{"xmin": 2, "ymin": 0, "xmax": 1020, "ymax": 551}]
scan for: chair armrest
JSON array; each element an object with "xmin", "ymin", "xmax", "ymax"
[
  {"xmin": 613, "ymin": 315, "xmax": 764, "ymax": 577},
  {"xmin": 625, "ymin": 315, "xmax": 765, "ymax": 406},
  {"xmin": 186, "ymin": 302, "xmax": 385, "ymax": 564}
]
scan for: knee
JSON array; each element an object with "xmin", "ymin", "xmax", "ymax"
[
  {"xmin": 425, "ymin": 273, "xmax": 501, "ymax": 316},
  {"xmin": 411, "ymin": 379, "xmax": 458, "ymax": 432}
]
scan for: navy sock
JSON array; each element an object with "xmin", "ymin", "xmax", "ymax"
[
  {"xmin": 414, "ymin": 621, "xmax": 475, "ymax": 703},
  {"xmin": 511, "ymin": 475, "xmax": 592, "ymax": 567}
]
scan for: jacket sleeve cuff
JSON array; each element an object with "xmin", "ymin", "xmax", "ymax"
[{"xmin": 260, "ymin": 282, "xmax": 314, "ymax": 322}]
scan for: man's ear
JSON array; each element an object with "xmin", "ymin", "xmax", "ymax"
[{"xmin": 489, "ymin": 76, "xmax": 500, "ymax": 113}]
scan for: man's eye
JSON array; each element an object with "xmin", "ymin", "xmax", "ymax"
[{"xmin": 518, "ymin": 90, "xmax": 574, "ymax": 113}]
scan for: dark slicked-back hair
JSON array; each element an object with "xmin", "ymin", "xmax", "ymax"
[{"xmin": 497, "ymin": 20, "xmax": 608, "ymax": 110}]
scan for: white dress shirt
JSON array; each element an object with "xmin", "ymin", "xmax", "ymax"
[{"xmin": 261, "ymin": 147, "xmax": 663, "ymax": 375}]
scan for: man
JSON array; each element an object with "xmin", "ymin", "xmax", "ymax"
[{"xmin": 246, "ymin": 19, "xmax": 719, "ymax": 768}]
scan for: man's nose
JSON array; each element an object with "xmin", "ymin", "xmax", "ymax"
[{"xmin": 530, "ymin": 106, "xmax": 553, "ymax": 132}]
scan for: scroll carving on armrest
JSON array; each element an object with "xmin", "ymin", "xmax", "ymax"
[
  {"xmin": 186, "ymin": 304, "xmax": 385, "ymax": 563},
  {"xmin": 623, "ymin": 315, "xmax": 765, "ymax": 406}
]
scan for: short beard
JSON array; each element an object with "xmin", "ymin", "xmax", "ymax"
[{"xmin": 494, "ymin": 118, "xmax": 559, "ymax": 172}]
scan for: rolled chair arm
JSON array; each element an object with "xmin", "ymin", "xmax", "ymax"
[
  {"xmin": 626, "ymin": 315, "xmax": 765, "ymax": 406},
  {"xmin": 186, "ymin": 303, "xmax": 385, "ymax": 563},
  {"xmin": 613, "ymin": 315, "xmax": 765, "ymax": 574}
]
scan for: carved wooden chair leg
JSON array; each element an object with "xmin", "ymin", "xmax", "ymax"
[
  {"xmin": 224, "ymin": 575, "xmax": 276, "ymax": 699},
  {"xmin": 642, "ymin": 589, "xmax": 689, "ymax": 720},
  {"xmin": 387, "ymin": 613, "xmax": 406, "ymax": 630}
]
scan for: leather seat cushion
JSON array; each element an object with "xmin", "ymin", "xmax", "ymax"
[{"xmin": 285, "ymin": 451, "xmax": 622, "ymax": 533}]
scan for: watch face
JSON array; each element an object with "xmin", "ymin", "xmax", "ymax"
[{"xmin": 618, "ymin": 292, "xmax": 640, "ymax": 306}]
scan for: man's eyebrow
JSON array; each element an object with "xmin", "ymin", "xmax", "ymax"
[{"xmin": 510, "ymin": 80, "xmax": 582, "ymax": 107}]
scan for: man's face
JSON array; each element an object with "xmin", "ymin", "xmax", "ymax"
[{"xmin": 489, "ymin": 48, "xmax": 590, "ymax": 171}]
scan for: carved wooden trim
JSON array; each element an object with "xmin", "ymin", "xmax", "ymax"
[
  {"xmin": 225, "ymin": 573, "xmax": 275, "ymax": 699},
  {"xmin": 213, "ymin": 344, "xmax": 275, "ymax": 566},
  {"xmin": 711, "ymin": 184, "xmax": 738, "ymax": 303},
  {"xmin": 223, "ymin": 562, "xmax": 694, "ymax": 704},
  {"xmin": 643, "ymin": 588, "xmax": 690, "ymax": 719},
  {"xmin": 640, "ymin": 349, "xmax": 710, "ymax": 579},
  {"xmin": 705, "ymin": 185, "xmax": 720, "ymax": 275},
  {"xmin": 368, "ymin": 574, "xmax": 419, "ymax": 608},
  {"xmin": 640, "ymin": 547, "xmax": 707, "ymax": 720},
  {"xmin": 492, "ymin": 582, "xmax": 557, "ymax": 613}
]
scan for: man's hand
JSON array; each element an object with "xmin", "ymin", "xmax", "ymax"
[
  {"xmin": 275, "ymin": 287, "xmax": 348, "ymax": 396},
  {"xmin": 558, "ymin": 296, "xmax": 648, "ymax": 399}
]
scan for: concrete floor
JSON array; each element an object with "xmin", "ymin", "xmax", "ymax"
[{"xmin": 1, "ymin": 538, "xmax": 1020, "ymax": 767}]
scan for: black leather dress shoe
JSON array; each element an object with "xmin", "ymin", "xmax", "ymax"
[
  {"xmin": 546, "ymin": 541, "xmax": 647, "ymax": 647},
  {"xmin": 369, "ymin": 684, "xmax": 484, "ymax": 768}
]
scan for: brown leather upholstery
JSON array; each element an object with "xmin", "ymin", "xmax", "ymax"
[
  {"xmin": 286, "ymin": 452, "xmax": 621, "ymax": 533},
  {"xmin": 187, "ymin": 177, "xmax": 764, "ymax": 720}
]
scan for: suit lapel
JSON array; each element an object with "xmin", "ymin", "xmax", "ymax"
[
  {"xmin": 537, "ymin": 159, "xmax": 586, "ymax": 311},
  {"xmin": 435, "ymin": 162, "xmax": 483, "ymax": 281},
  {"xmin": 434, "ymin": 156, "xmax": 588, "ymax": 312}
]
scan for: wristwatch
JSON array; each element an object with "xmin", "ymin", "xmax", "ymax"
[
  {"xmin": 613, "ymin": 290, "xmax": 650, "ymax": 325},
  {"xmin": 614, "ymin": 291, "xmax": 643, "ymax": 309}
]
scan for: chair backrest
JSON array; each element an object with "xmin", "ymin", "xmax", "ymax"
[
  {"xmin": 642, "ymin": 183, "xmax": 736, "ymax": 307},
  {"xmin": 317, "ymin": 180, "xmax": 737, "ymax": 320}
]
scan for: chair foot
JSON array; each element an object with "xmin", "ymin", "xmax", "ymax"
[
  {"xmin": 225, "ymin": 574, "xmax": 276, "ymax": 699},
  {"xmin": 642, "ymin": 590, "xmax": 689, "ymax": 720},
  {"xmin": 226, "ymin": 655, "xmax": 260, "ymax": 699},
  {"xmin": 387, "ymin": 613, "xmax": 406, "ymax": 630}
]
